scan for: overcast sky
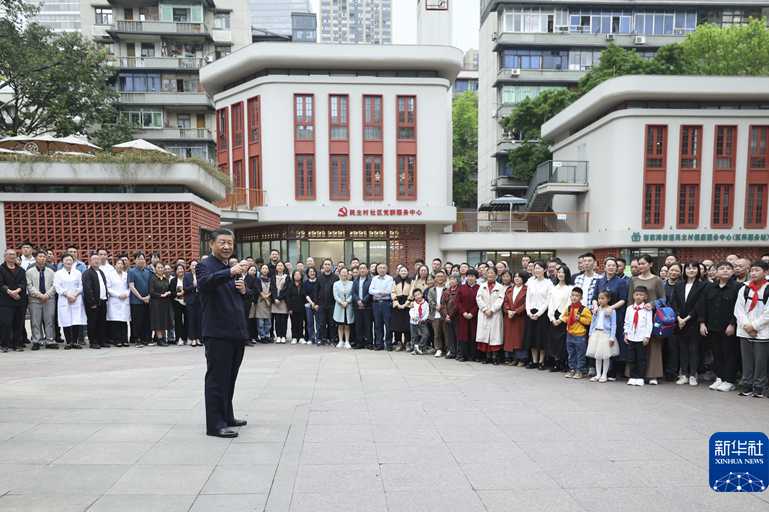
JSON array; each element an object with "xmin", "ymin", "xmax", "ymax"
[{"xmin": 308, "ymin": 0, "xmax": 480, "ymax": 51}]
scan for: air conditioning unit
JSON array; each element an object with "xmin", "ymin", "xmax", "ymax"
[
  {"xmin": 491, "ymin": 31, "xmax": 498, "ymax": 41},
  {"xmin": 605, "ymin": 33, "xmax": 614, "ymax": 41},
  {"xmin": 509, "ymin": 68, "xmax": 521, "ymax": 77},
  {"xmin": 557, "ymin": 26, "xmax": 569, "ymax": 32},
  {"xmin": 634, "ymin": 35, "xmax": 646, "ymax": 45}
]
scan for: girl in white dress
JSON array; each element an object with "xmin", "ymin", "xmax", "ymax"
[
  {"xmin": 53, "ymin": 254, "xmax": 87, "ymax": 349},
  {"xmin": 107, "ymin": 259, "xmax": 131, "ymax": 347},
  {"xmin": 587, "ymin": 290, "xmax": 619, "ymax": 382}
]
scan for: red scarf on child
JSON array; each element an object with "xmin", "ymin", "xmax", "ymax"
[
  {"xmin": 632, "ymin": 304, "xmax": 643, "ymax": 329},
  {"xmin": 567, "ymin": 303, "xmax": 582, "ymax": 327},
  {"xmin": 748, "ymin": 279, "xmax": 768, "ymax": 312}
]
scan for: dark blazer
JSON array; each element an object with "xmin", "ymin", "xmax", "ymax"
[
  {"xmin": 303, "ymin": 279, "xmax": 320, "ymax": 306},
  {"xmin": 350, "ymin": 275, "xmax": 372, "ymax": 308},
  {"xmin": 671, "ymin": 280, "xmax": 707, "ymax": 334},
  {"xmin": 316, "ymin": 272, "xmax": 338, "ymax": 307},
  {"xmin": 0, "ymin": 263, "xmax": 27, "ymax": 307},
  {"xmin": 182, "ymin": 272, "xmax": 199, "ymax": 305},
  {"xmin": 285, "ymin": 281, "xmax": 306, "ymax": 313},
  {"xmin": 196, "ymin": 255, "xmax": 247, "ymax": 340},
  {"xmin": 82, "ymin": 266, "xmax": 108, "ymax": 308},
  {"xmin": 699, "ymin": 280, "xmax": 739, "ymax": 333}
]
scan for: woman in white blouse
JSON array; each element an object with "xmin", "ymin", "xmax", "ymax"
[
  {"xmin": 546, "ymin": 265, "xmax": 573, "ymax": 372},
  {"xmin": 107, "ymin": 258, "xmax": 131, "ymax": 347},
  {"xmin": 524, "ymin": 261, "xmax": 554, "ymax": 369},
  {"xmin": 53, "ymin": 254, "xmax": 87, "ymax": 349}
]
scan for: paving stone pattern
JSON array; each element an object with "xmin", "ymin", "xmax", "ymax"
[{"xmin": 0, "ymin": 345, "xmax": 767, "ymax": 511}]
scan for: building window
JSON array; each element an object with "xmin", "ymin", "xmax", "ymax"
[
  {"xmin": 231, "ymin": 102, "xmax": 243, "ymax": 148},
  {"xmin": 123, "ymin": 111, "xmax": 162, "ymax": 129},
  {"xmin": 233, "ymin": 160, "xmax": 244, "ymax": 189},
  {"xmin": 749, "ymin": 126, "xmax": 769, "ymax": 169},
  {"xmin": 363, "ymin": 95, "xmax": 382, "ymax": 141},
  {"xmin": 140, "ymin": 42, "xmax": 155, "ymax": 57},
  {"xmin": 247, "ymin": 96, "xmax": 260, "ymax": 144},
  {"xmin": 677, "ymin": 184, "xmax": 698, "ymax": 227},
  {"xmin": 679, "ymin": 126, "xmax": 701, "ymax": 170},
  {"xmin": 329, "ymin": 95, "xmax": 349, "ymax": 140},
  {"xmin": 715, "ymin": 125, "xmax": 737, "ymax": 170},
  {"xmin": 712, "ymin": 184, "xmax": 732, "ymax": 228},
  {"xmin": 294, "ymin": 94, "xmax": 314, "ymax": 141},
  {"xmin": 746, "ymin": 184, "xmax": 767, "ymax": 228},
  {"xmin": 643, "ymin": 184, "xmax": 664, "ymax": 228},
  {"xmin": 363, "ymin": 155, "xmax": 383, "ymax": 200},
  {"xmin": 329, "ymin": 155, "xmax": 350, "ymax": 200},
  {"xmin": 216, "ymin": 108, "xmax": 228, "ymax": 150},
  {"xmin": 95, "ymin": 8, "xmax": 113, "ymax": 25},
  {"xmin": 249, "ymin": 156, "xmax": 261, "ymax": 193},
  {"xmin": 397, "ymin": 96, "xmax": 416, "ymax": 140},
  {"xmin": 397, "ymin": 155, "xmax": 416, "ymax": 200},
  {"xmin": 214, "ymin": 13, "xmax": 230, "ymax": 30},
  {"xmin": 645, "ymin": 125, "xmax": 667, "ymax": 169},
  {"xmin": 500, "ymin": 85, "xmax": 563, "ymax": 105},
  {"xmin": 295, "ymin": 155, "xmax": 315, "ymax": 200}
]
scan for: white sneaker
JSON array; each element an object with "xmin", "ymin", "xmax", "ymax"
[
  {"xmin": 177, "ymin": 339, "xmax": 184, "ymax": 346},
  {"xmin": 299, "ymin": 338, "xmax": 306, "ymax": 344},
  {"xmin": 589, "ymin": 376, "xmax": 599, "ymax": 382},
  {"xmin": 344, "ymin": 341, "xmax": 351, "ymax": 349},
  {"xmin": 598, "ymin": 376, "xmax": 608, "ymax": 383},
  {"xmin": 626, "ymin": 379, "xmax": 634, "ymax": 385},
  {"xmin": 717, "ymin": 381, "xmax": 735, "ymax": 392},
  {"xmin": 676, "ymin": 375, "xmax": 688, "ymax": 385},
  {"xmin": 648, "ymin": 379, "xmax": 658, "ymax": 385},
  {"xmin": 291, "ymin": 338, "xmax": 297, "ymax": 344},
  {"xmin": 637, "ymin": 379, "xmax": 645, "ymax": 387},
  {"xmin": 336, "ymin": 341, "xmax": 344, "ymax": 349},
  {"xmin": 414, "ymin": 345, "xmax": 423, "ymax": 355},
  {"xmin": 281, "ymin": 337, "xmax": 287, "ymax": 344},
  {"xmin": 709, "ymin": 378, "xmax": 723, "ymax": 390},
  {"xmin": 434, "ymin": 350, "xmax": 442, "ymax": 358},
  {"xmin": 689, "ymin": 376, "xmax": 698, "ymax": 386}
]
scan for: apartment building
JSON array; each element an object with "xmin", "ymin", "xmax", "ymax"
[{"xmin": 319, "ymin": 0, "xmax": 391, "ymax": 44}]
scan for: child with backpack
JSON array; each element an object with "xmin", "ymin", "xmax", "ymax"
[
  {"xmin": 561, "ymin": 287, "xmax": 592, "ymax": 379},
  {"xmin": 735, "ymin": 261, "xmax": 769, "ymax": 398},
  {"xmin": 625, "ymin": 286, "xmax": 653, "ymax": 386},
  {"xmin": 587, "ymin": 290, "xmax": 618, "ymax": 382}
]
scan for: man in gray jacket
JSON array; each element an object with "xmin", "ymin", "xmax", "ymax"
[{"xmin": 26, "ymin": 250, "xmax": 57, "ymax": 350}]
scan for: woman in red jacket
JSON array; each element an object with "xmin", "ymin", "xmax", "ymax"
[
  {"xmin": 503, "ymin": 270, "xmax": 528, "ymax": 365},
  {"xmin": 455, "ymin": 269, "xmax": 480, "ymax": 362}
]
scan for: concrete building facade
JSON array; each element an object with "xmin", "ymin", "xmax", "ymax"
[
  {"xmin": 319, "ymin": 0, "xmax": 391, "ymax": 45},
  {"xmin": 200, "ymin": 42, "xmax": 462, "ymax": 268}
]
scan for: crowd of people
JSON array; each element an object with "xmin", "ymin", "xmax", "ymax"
[{"xmin": 2, "ymin": 242, "xmax": 769, "ymax": 397}]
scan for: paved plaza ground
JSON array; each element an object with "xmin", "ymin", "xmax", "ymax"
[{"xmin": 0, "ymin": 344, "xmax": 767, "ymax": 512}]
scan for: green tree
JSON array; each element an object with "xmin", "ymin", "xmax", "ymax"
[
  {"xmin": 0, "ymin": 12, "xmax": 131, "ymax": 142},
  {"xmin": 90, "ymin": 108, "xmax": 135, "ymax": 149},
  {"xmin": 576, "ymin": 44, "xmax": 652, "ymax": 93},
  {"xmin": 500, "ymin": 88, "xmax": 576, "ymax": 141},
  {"xmin": 676, "ymin": 19, "xmax": 769, "ymax": 75},
  {"xmin": 452, "ymin": 91, "xmax": 478, "ymax": 209},
  {"xmin": 507, "ymin": 141, "xmax": 552, "ymax": 182}
]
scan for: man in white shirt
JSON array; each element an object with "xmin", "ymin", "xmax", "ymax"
[
  {"xmin": 19, "ymin": 242, "xmax": 35, "ymax": 271},
  {"xmin": 370, "ymin": 263, "xmax": 394, "ymax": 350},
  {"xmin": 428, "ymin": 271, "xmax": 447, "ymax": 357}
]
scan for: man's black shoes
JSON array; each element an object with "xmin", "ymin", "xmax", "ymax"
[
  {"xmin": 207, "ymin": 428, "xmax": 238, "ymax": 438},
  {"xmin": 228, "ymin": 419, "xmax": 247, "ymax": 427}
]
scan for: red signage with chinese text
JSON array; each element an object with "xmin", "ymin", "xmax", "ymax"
[{"xmin": 337, "ymin": 207, "xmax": 423, "ymax": 218}]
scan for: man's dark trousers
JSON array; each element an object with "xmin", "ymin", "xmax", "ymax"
[
  {"xmin": 86, "ymin": 300, "xmax": 107, "ymax": 347},
  {"xmin": 204, "ymin": 337, "xmax": 245, "ymax": 432}
]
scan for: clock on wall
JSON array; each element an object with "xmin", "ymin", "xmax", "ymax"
[{"xmin": 425, "ymin": 0, "xmax": 448, "ymax": 11}]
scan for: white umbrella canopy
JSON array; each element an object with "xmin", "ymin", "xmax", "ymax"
[
  {"xmin": 0, "ymin": 134, "xmax": 101, "ymax": 154},
  {"xmin": 111, "ymin": 139, "xmax": 175, "ymax": 156},
  {"xmin": 0, "ymin": 147, "xmax": 35, "ymax": 156}
]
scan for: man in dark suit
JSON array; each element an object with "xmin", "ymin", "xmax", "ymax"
[
  {"xmin": 351, "ymin": 262, "xmax": 373, "ymax": 349},
  {"xmin": 82, "ymin": 253, "xmax": 109, "ymax": 349},
  {"xmin": 197, "ymin": 229, "xmax": 249, "ymax": 438}
]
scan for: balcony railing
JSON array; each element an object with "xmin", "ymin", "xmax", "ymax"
[
  {"xmin": 135, "ymin": 128, "xmax": 213, "ymax": 140},
  {"xmin": 215, "ymin": 188, "xmax": 266, "ymax": 210},
  {"xmin": 526, "ymin": 160, "xmax": 588, "ymax": 204},
  {"xmin": 119, "ymin": 91, "xmax": 211, "ymax": 105},
  {"xmin": 452, "ymin": 210, "xmax": 589, "ymax": 233},
  {"xmin": 116, "ymin": 56, "xmax": 203, "ymax": 69},
  {"xmin": 113, "ymin": 20, "xmax": 209, "ymax": 35}
]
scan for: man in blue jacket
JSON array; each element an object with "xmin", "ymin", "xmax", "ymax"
[
  {"xmin": 351, "ymin": 262, "xmax": 372, "ymax": 349},
  {"xmin": 196, "ymin": 228, "xmax": 250, "ymax": 438}
]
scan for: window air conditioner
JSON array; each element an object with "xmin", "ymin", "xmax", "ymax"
[
  {"xmin": 634, "ymin": 35, "xmax": 646, "ymax": 44},
  {"xmin": 491, "ymin": 31, "xmax": 498, "ymax": 41},
  {"xmin": 605, "ymin": 33, "xmax": 614, "ymax": 41},
  {"xmin": 509, "ymin": 68, "xmax": 521, "ymax": 77}
]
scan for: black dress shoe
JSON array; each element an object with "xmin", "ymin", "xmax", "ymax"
[
  {"xmin": 207, "ymin": 428, "xmax": 238, "ymax": 438},
  {"xmin": 90, "ymin": 344, "xmax": 101, "ymax": 349},
  {"xmin": 228, "ymin": 419, "xmax": 247, "ymax": 427},
  {"xmin": 31, "ymin": 344, "xmax": 40, "ymax": 351}
]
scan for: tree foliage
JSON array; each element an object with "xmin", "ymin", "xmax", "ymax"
[
  {"xmin": 452, "ymin": 91, "xmax": 478, "ymax": 209},
  {"xmin": 0, "ymin": 7, "xmax": 131, "ymax": 142},
  {"xmin": 502, "ymin": 19, "xmax": 769, "ymax": 183}
]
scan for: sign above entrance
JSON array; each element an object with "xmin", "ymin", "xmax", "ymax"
[
  {"xmin": 631, "ymin": 231, "xmax": 769, "ymax": 243},
  {"xmin": 337, "ymin": 207, "xmax": 423, "ymax": 218}
]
